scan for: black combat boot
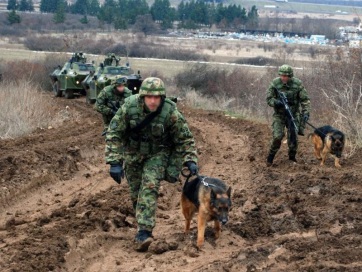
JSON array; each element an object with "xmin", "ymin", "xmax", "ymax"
[
  {"xmin": 289, "ymin": 153, "xmax": 297, "ymax": 163},
  {"xmin": 134, "ymin": 230, "xmax": 153, "ymax": 252},
  {"xmin": 266, "ymin": 153, "xmax": 275, "ymax": 167}
]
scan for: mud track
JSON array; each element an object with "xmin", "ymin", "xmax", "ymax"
[{"xmin": 1, "ymin": 96, "xmax": 361, "ymax": 272}]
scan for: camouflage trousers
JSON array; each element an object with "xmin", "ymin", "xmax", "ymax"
[
  {"xmin": 269, "ymin": 114, "xmax": 301, "ymax": 156},
  {"xmin": 124, "ymin": 151, "xmax": 169, "ymax": 232}
]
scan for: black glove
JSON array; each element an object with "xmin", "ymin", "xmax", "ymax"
[
  {"xmin": 274, "ymin": 99, "xmax": 283, "ymax": 108},
  {"xmin": 303, "ymin": 113, "xmax": 309, "ymax": 122},
  {"xmin": 185, "ymin": 161, "xmax": 198, "ymax": 176},
  {"xmin": 110, "ymin": 163, "xmax": 124, "ymax": 184},
  {"xmin": 111, "ymin": 109, "xmax": 117, "ymax": 116}
]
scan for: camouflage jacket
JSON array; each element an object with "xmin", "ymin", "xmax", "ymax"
[
  {"xmin": 105, "ymin": 94, "xmax": 198, "ymax": 165},
  {"xmin": 266, "ymin": 77, "xmax": 311, "ymax": 116},
  {"xmin": 95, "ymin": 85, "xmax": 132, "ymax": 116}
]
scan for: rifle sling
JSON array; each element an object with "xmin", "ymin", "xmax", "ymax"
[{"xmin": 130, "ymin": 98, "xmax": 165, "ymax": 134}]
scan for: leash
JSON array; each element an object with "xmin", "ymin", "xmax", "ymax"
[
  {"xmin": 305, "ymin": 121, "xmax": 327, "ymax": 137},
  {"xmin": 181, "ymin": 168, "xmax": 219, "ymax": 189}
]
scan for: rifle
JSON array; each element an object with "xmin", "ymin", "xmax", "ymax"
[
  {"xmin": 274, "ymin": 88, "xmax": 298, "ymax": 144},
  {"xmin": 101, "ymin": 101, "xmax": 120, "ymax": 137},
  {"xmin": 107, "ymin": 101, "xmax": 120, "ymax": 116}
]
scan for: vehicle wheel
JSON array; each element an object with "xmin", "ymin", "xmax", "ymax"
[
  {"xmin": 64, "ymin": 90, "xmax": 74, "ymax": 99},
  {"xmin": 53, "ymin": 81, "xmax": 62, "ymax": 97}
]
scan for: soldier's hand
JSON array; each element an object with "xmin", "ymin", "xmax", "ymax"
[
  {"xmin": 185, "ymin": 161, "xmax": 198, "ymax": 176},
  {"xmin": 274, "ymin": 99, "xmax": 283, "ymax": 108},
  {"xmin": 109, "ymin": 163, "xmax": 124, "ymax": 184},
  {"xmin": 303, "ymin": 113, "xmax": 309, "ymax": 122},
  {"xmin": 111, "ymin": 109, "xmax": 117, "ymax": 116}
]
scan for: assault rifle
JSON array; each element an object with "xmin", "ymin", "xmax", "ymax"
[
  {"xmin": 101, "ymin": 101, "xmax": 120, "ymax": 136},
  {"xmin": 274, "ymin": 88, "xmax": 298, "ymax": 132},
  {"xmin": 108, "ymin": 101, "xmax": 120, "ymax": 116},
  {"xmin": 274, "ymin": 88, "xmax": 298, "ymax": 144}
]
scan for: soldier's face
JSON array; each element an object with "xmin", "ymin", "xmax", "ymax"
[
  {"xmin": 116, "ymin": 85, "xmax": 125, "ymax": 93},
  {"xmin": 280, "ymin": 74, "xmax": 289, "ymax": 84},
  {"xmin": 144, "ymin": 95, "xmax": 161, "ymax": 112}
]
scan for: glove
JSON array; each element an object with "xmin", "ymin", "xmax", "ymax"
[
  {"xmin": 185, "ymin": 161, "xmax": 198, "ymax": 176},
  {"xmin": 303, "ymin": 113, "xmax": 309, "ymax": 122},
  {"xmin": 111, "ymin": 109, "xmax": 117, "ymax": 116},
  {"xmin": 274, "ymin": 99, "xmax": 283, "ymax": 108},
  {"xmin": 109, "ymin": 163, "xmax": 124, "ymax": 184}
]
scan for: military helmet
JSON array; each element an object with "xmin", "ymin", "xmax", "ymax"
[
  {"xmin": 112, "ymin": 76, "xmax": 127, "ymax": 86},
  {"xmin": 278, "ymin": 64, "xmax": 293, "ymax": 77},
  {"xmin": 139, "ymin": 77, "xmax": 166, "ymax": 97}
]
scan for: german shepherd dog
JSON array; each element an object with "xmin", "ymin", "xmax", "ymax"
[
  {"xmin": 309, "ymin": 125, "xmax": 345, "ymax": 168},
  {"xmin": 181, "ymin": 176, "xmax": 232, "ymax": 249}
]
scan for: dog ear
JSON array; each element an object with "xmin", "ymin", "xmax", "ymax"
[{"xmin": 227, "ymin": 187, "xmax": 232, "ymax": 198}]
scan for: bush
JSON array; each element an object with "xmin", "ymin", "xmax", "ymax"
[
  {"xmin": 175, "ymin": 63, "xmax": 271, "ymax": 118},
  {"xmin": 0, "ymin": 54, "xmax": 69, "ymax": 91},
  {"xmin": 23, "ymin": 35, "xmax": 208, "ymax": 61},
  {"xmin": 0, "ymin": 82, "xmax": 53, "ymax": 139}
]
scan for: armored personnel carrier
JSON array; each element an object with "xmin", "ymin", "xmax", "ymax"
[
  {"xmin": 82, "ymin": 53, "xmax": 142, "ymax": 104},
  {"xmin": 50, "ymin": 52, "xmax": 95, "ymax": 99}
]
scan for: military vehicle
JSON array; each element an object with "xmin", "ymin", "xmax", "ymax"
[
  {"xmin": 50, "ymin": 52, "xmax": 95, "ymax": 99},
  {"xmin": 82, "ymin": 53, "xmax": 143, "ymax": 104}
]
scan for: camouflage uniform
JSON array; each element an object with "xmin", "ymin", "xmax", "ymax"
[
  {"xmin": 266, "ymin": 65, "xmax": 311, "ymax": 162},
  {"xmin": 105, "ymin": 77, "xmax": 197, "ymax": 233},
  {"xmin": 95, "ymin": 84, "xmax": 132, "ymax": 129}
]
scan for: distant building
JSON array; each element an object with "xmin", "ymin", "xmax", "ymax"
[
  {"xmin": 310, "ymin": 35, "xmax": 326, "ymax": 44},
  {"xmin": 264, "ymin": 5, "xmax": 277, "ymax": 9},
  {"xmin": 275, "ymin": 0, "xmax": 288, "ymax": 2}
]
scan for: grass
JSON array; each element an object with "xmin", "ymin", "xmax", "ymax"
[{"xmin": 0, "ymin": 82, "xmax": 53, "ymax": 139}]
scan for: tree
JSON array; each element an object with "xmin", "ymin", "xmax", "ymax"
[
  {"xmin": 7, "ymin": 9, "xmax": 21, "ymax": 24},
  {"xmin": 53, "ymin": 0, "xmax": 66, "ymax": 23},
  {"xmin": 71, "ymin": 0, "xmax": 88, "ymax": 15},
  {"xmin": 80, "ymin": 14, "xmax": 89, "ymax": 24},
  {"xmin": 150, "ymin": 0, "xmax": 174, "ymax": 29},
  {"xmin": 89, "ymin": 0, "xmax": 100, "ymax": 16},
  {"xmin": 247, "ymin": 5, "xmax": 258, "ymax": 30},
  {"xmin": 40, "ymin": 0, "xmax": 61, "ymax": 13},
  {"xmin": 7, "ymin": 0, "xmax": 18, "ymax": 10},
  {"xmin": 18, "ymin": 0, "xmax": 29, "ymax": 11},
  {"xmin": 114, "ymin": 16, "xmax": 127, "ymax": 30},
  {"xmin": 133, "ymin": 14, "xmax": 159, "ymax": 36},
  {"xmin": 28, "ymin": 0, "xmax": 34, "ymax": 11},
  {"xmin": 98, "ymin": 0, "xmax": 117, "ymax": 24}
]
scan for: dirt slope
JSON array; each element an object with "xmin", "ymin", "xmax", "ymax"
[{"xmin": 0, "ymin": 96, "xmax": 361, "ymax": 272}]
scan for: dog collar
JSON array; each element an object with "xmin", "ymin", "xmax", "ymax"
[{"xmin": 200, "ymin": 176, "xmax": 218, "ymax": 188}]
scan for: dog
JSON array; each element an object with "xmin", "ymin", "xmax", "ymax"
[
  {"xmin": 309, "ymin": 125, "xmax": 345, "ymax": 168},
  {"xmin": 181, "ymin": 176, "xmax": 232, "ymax": 249}
]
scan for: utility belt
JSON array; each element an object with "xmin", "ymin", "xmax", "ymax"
[{"xmin": 128, "ymin": 135, "xmax": 170, "ymax": 155}]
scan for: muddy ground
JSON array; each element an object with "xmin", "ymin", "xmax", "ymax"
[{"xmin": 0, "ymin": 96, "xmax": 361, "ymax": 272}]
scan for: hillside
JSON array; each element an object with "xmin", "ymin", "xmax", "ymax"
[{"xmin": 0, "ymin": 95, "xmax": 361, "ymax": 271}]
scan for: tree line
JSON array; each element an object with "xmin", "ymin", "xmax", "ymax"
[{"xmin": 7, "ymin": 0, "xmax": 259, "ymax": 29}]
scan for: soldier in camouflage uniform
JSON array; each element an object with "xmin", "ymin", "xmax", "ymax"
[
  {"xmin": 105, "ymin": 77, "xmax": 198, "ymax": 251},
  {"xmin": 95, "ymin": 76, "xmax": 132, "ymax": 134},
  {"xmin": 266, "ymin": 64, "xmax": 311, "ymax": 166}
]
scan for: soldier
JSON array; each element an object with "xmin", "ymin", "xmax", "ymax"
[
  {"xmin": 95, "ymin": 76, "xmax": 132, "ymax": 135},
  {"xmin": 105, "ymin": 77, "xmax": 198, "ymax": 252},
  {"xmin": 266, "ymin": 64, "xmax": 311, "ymax": 166}
]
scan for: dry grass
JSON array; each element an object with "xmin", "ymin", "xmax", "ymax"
[{"xmin": 0, "ymin": 82, "xmax": 53, "ymax": 139}]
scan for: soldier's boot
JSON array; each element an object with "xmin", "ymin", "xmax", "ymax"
[
  {"xmin": 289, "ymin": 153, "xmax": 297, "ymax": 163},
  {"xmin": 266, "ymin": 153, "xmax": 275, "ymax": 167},
  {"xmin": 298, "ymin": 128, "xmax": 305, "ymax": 136},
  {"xmin": 134, "ymin": 230, "xmax": 153, "ymax": 252}
]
